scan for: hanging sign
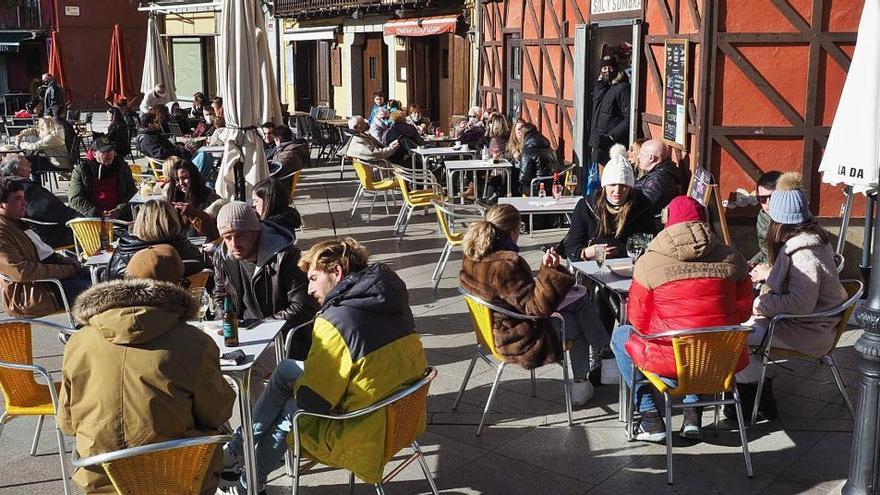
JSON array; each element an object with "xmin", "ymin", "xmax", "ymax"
[
  {"xmin": 661, "ymin": 39, "xmax": 689, "ymax": 150},
  {"xmin": 590, "ymin": 0, "xmax": 642, "ymax": 17}
]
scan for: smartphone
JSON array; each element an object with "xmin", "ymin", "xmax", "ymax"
[{"xmin": 240, "ymin": 319, "xmax": 263, "ymax": 330}]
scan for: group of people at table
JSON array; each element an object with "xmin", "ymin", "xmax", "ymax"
[{"xmin": 0, "ymin": 91, "xmax": 848, "ymax": 495}]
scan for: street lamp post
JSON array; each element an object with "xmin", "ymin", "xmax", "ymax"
[{"xmin": 845, "ymin": 191, "xmax": 880, "ymax": 495}]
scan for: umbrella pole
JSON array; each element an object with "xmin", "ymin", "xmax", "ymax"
[
  {"xmin": 837, "ymin": 185, "xmax": 854, "ymax": 255},
  {"xmin": 234, "ymin": 160, "xmax": 245, "ymax": 202},
  {"xmin": 863, "ymin": 191, "xmax": 876, "ymax": 292}
]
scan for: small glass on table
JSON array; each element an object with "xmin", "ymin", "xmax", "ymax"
[
  {"xmin": 594, "ymin": 244, "xmax": 607, "ymax": 272},
  {"xmin": 192, "ymin": 287, "xmax": 210, "ymax": 321}
]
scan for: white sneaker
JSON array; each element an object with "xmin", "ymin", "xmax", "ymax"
[{"xmin": 570, "ymin": 379, "xmax": 594, "ymax": 406}]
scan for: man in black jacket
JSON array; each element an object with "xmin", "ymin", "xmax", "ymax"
[
  {"xmin": 41, "ymin": 73, "xmax": 64, "ymax": 118},
  {"xmin": 634, "ymin": 139, "xmax": 681, "ymax": 224},
  {"xmin": 589, "ymin": 56, "xmax": 630, "ymax": 165},
  {"xmin": 135, "ymin": 112, "xmax": 189, "ymax": 161},
  {"xmin": 211, "ymin": 201, "xmax": 317, "ymax": 340}
]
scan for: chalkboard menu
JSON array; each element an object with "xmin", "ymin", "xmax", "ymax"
[{"xmin": 662, "ymin": 39, "xmax": 689, "ymax": 150}]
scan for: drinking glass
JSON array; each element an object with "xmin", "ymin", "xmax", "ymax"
[
  {"xmin": 594, "ymin": 244, "xmax": 607, "ymax": 272},
  {"xmin": 192, "ymin": 288, "xmax": 210, "ymax": 321},
  {"xmin": 552, "ymin": 183, "xmax": 563, "ymax": 200},
  {"xmin": 626, "ymin": 237, "xmax": 641, "ymax": 264}
]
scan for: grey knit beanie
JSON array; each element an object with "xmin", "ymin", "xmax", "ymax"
[
  {"xmin": 768, "ymin": 172, "xmax": 810, "ymax": 224},
  {"xmin": 217, "ymin": 201, "xmax": 261, "ymax": 235}
]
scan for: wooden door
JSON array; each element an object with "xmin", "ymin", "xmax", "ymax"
[
  {"xmin": 407, "ymin": 37, "xmax": 438, "ymax": 119},
  {"xmin": 316, "ymin": 40, "xmax": 331, "ymax": 106},
  {"xmin": 293, "ymin": 41, "xmax": 315, "ymax": 112},
  {"xmin": 362, "ymin": 36, "xmax": 385, "ymax": 117}
]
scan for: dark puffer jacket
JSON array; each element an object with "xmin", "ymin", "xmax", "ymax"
[
  {"xmin": 589, "ymin": 71, "xmax": 631, "ymax": 163},
  {"xmin": 519, "ymin": 131, "xmax": 558, "ymax": 195},
  {"xmin": 18, "ymin": 179, "xmax": 78, "ymax": 248},
  {"xmin": 136, "ymin": 127, "xmax": 184, "ymax": 160},
  {"xmin": 634, "ymin": 159, "xmax": 681, "ymax": 216},
  {"xmin": 106, "ymin": 232, "xmax": 206, "ymax": 281}
]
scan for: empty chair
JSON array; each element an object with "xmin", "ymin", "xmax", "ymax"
[
  {"xmin": 351, "ymin": 159, "xmax": 398, "ymax": 223},
  {"xmin": 391, "ymin": 166, "xmax": 441, "ymax": 240}
]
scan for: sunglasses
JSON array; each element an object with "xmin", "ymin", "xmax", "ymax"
[{"xmin": 757, "ymin": 194, "xmax": 771, "ymax": 204}]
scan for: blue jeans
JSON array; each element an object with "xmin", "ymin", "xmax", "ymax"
[
  {"xmin": 228, "ymin": 359, "xmax": 303, "ymax": 489},
  {"xmin": 557, "ymin": 294, "xmax": 611, "ymax": 379},
  {"xmin": 611, "ymin": 325, "xmax": 699, "ymax": 413}
]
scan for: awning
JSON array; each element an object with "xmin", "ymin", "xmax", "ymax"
[
  {"xmin": 0, "ymin": 32, "xmax": 34, "ymax": 47},
  {"xmin": 283, "ymin": 26, "xmax": 337, "ymax": 42},
  {"xmin": 383, "ymin": 14, "xmax": 459, "ymax": 37}
]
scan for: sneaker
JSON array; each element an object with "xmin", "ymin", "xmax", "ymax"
[
  {"xmin": 635, "ymin": 410, "xmax": 667, "ymax": 443},
  {"xmin": 680, "ymin": 407, "xmax": 702, "ymax": 439},
  {"xmin": 228, "ymin": 484, "xmax": 267, "ymax": 495},
  {"xmin": 570, "ymin": 379, "xmax": 595, "ymax": 406},
  {"xmin": 219, "ymin": 445, "xmax": 243, "ymax": 489}
]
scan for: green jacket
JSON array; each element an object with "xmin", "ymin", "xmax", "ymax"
[
  {"xmin": 292, "ymin": 264, "xmax": 427, "ymax": 484},
  {"xmin": 67, "ymin": 157, "xmax": 137, "ymax": 219},
  {"xmin": 749, "ymin": 210, "xmax": 771, "ymax": 266}
]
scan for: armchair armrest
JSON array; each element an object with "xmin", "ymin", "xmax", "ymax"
[{"xmin": 630, "ymin": 325, "xmax": 753, "ymax": 340}]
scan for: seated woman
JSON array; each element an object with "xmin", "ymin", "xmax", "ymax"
[
  {"xmin": 105, "ymin": 106, "xmax": 131, "ymax": 158},
  {"xmin": 612, "ymin": 196, "xmax": 752, "ymax": 442},
  {"xmin": 165, "ymin": 159, "xmax": 226, "ymax": 241},
  {"xmin": 0, "ymin": 153, "xmax": 77, "ymax": 248},
  {"xmin": 15, "ymin": 117, "xmax": 70, "ymax": 178},
  {"xmin": 733, "ymin": 172, "xmax": 848, "ymax": 421},
  {"xmin": 106, "ymin": 199, "xmax": 205, "ymax": 280},
  {"xmin": 459, "ymin": 204, "xmax": 609, "ymax": 405},
  {"xmin": 476, "ymin": 114, "xmax": 513, "ymax": 205},
  {"xmin": 405, "ymin": 103, "xmax": 431, "ymax": 135},
  {"xmin": 384, "ymin": 110, "xmax": 422, "ymax": 163},
  {"xmin": 370, "ymin": 107, "xmax": 391, "ymax": 144},
  {"xmin": 252, "ymin": 177, "xmax": 301, "ymax": 237},
  {"xmin": 562, "ymin": 152, "xmax": 655, "ymax": 262},
  {"xmin": 518, "ymin": 123, "xmax": 558, "ymax": 196}
]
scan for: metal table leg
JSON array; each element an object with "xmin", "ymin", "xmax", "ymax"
[{"xmin": 229, "ymin": 371, "xmax": 257, "ymax": 495}]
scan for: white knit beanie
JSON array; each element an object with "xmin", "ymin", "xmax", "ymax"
[{"xmin": 601, "ymin": 154, "xmax": 635, "ymax": 187}]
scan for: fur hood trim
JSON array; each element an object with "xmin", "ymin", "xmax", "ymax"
[{"xmin": 74, "ymin": 279, "xmax": 197, "ymax": 326}]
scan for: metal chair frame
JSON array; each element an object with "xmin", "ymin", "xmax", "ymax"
[
  {"xmin": 750, "ymin": 279, "xmax": 864, "ymax": 425},
  {"xmin": 289, "ymin": 368, "xmax": 440, "ymax": 495},
  {"xmin": 430, "ymin": 200, "xmax": 482, "ymax": 291},
  {"xmin": 454, "ymin": 288, "xmax": 574, "ymax": 435},
  {"xmin": 21, "ymin": 217, "xmax": 75, "ymax": 252},
  {"xmin": 529, "ymin": 163, "xmax": 578, "ymax": 196},
  {"xmin": 71, "ymin": 435, "xmax": 231, "ymax": 495},
  {"xmin": 624, "ymin": 325, "xmax": 754, "ymax": 485},
  {"xmin": 391, "ymin": 166, "xmax": 442, "ymax": 240},
  {"xmin": 65, "ymin": 217, "xmax": 129, "ymax": 261},
  {"xmin": 0, "ymin": 273, "xmax": 75, "ymax": 327},
  {"xmin": 0, "ymin": 318, "xmax": 78, "ymax": 495},
  {"xmin": 351, "ymin": 159, "xmax": 399, "ymax": 223}
]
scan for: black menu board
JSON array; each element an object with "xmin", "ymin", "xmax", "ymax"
[{"xmin": 662, "ymin": 39, "xmax": 689, "ymax": 150}]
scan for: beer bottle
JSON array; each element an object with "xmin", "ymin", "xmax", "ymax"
[{"xmin": 222, "ymin": 297, "xmax": 239, "ymax": 347}]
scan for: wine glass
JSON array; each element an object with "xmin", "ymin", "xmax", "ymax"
[
  {"xmin": 626, "ymin": 237, "xmax": 642, "ymax": 264},
  {"xmin": 594, "ymin": 244, "xmax": 607, "ymax": 272},
  {"xmin": 192, "ymin": 287, "xmax": 210, "ymax": 321},
  {"xmin": 552, "ymin": 182, "xmax": 563, "ymax": 200}
]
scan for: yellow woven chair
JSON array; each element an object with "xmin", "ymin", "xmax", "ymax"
[
  {"xmin": 186, "ymin": 270, "xmax": 211, "ymax": 293},
  {"xmin": 430, "ymin": 200, "xmax": 483, "ymax": 291},
  {"xmin": 750, "ymin": 279, "xmax": 864, "ymax": 424},
  {"xmin": 66, "ymin": 218, "xmax": 126, "ymax": 260},
  {"xmin": 392, "ymin": 166, "xmax": 441, "ymax": 240},
  {"xmin": 147, "ymin": 158, "xmax": 166, "ymax": 181},
  {"xmin": 71, "ymin": 435, "xmax": 231, "ymax": 495},
  {"xmin": 0, "ymin": 318, "xmax": 75, "ymax": 495},
  {"xmin": 128, "ymin": 163, "xmax": 153, "ymax": 186},
  {"xmin": 351, "ymin": 160, "xmax": 399, "ymax": 223},
  {"xmin": 454, "ymin": 288, "xmax": 574, "ymax": 436},
  {"xmin": 625, "ymin": 325, "xmax": 754, "ymax": 484},
  {"xmin": 288, "ymin": 368, "xmax": 439, "ymax": 495}
]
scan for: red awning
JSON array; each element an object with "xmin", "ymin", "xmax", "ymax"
[{"xmin": 383, "ymin": 14, "xmax": 459, "ymax": 37}]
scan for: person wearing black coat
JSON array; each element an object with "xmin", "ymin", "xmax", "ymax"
[
  {"xmin": 518, "ymin": 125, "xmax": 558, "ymax": 196},
  {"xmin": 106, "ymin": 231, "xmax": 205, "ymax": 281},
  {"xmin": 252, "ymin": 177, "xmax": 301, "ymax": 240},
  {"xmin": 41, "ymin": 74, "xmax": 64, "ymax": 117},
  {"xmin": 135, "ymin": 113, "xmax": 189, "ymax": 161},
  {"xmin": 633, "ymin": 139, "xmax": 682, "ymax": 226},
  {"xmin": 589, "ymin": 56, "xmax": 631, "ymax": 165},
  {"xmin": 561, "ymin": 192, "xmax": 656, "ymax": 262},
  {"xmin": 105, "ymin": 107, "xmax": 131, "ymax": 158},
  {"xmin": 384, "ymin": 113, "xmax": 423, "ymax": 163}
]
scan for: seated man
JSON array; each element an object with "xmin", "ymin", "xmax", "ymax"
[
  {"xmin": 261, "ymin": 121, "xmax": 276, "ymax": 159},
  {"xmin": 135, "ymin": 112, "xmax": 189, "ymax": 161},
  {"xmin": 345, "ymin": 115, "xmax": 400, "ymax": 163},
  {"xmin": 221, "ymin": 237, "xmax": 428, "ymax": 494},
  {"xmin": 612, "ymin": 196, "xmax": 752, "ymax": 442},
  {"xmin": 269, "ymin": 125, "xmax": 308, "ymax": 193},
  {"xmin": 634, "ymin": 139, "xmax": 681, "ymax": 225},
  {"xmin": 59, "ymin": 245, "xmax": 235, "ymax": 494},
  {"xmin": 0, "ymin": 153, "xmax": 78, "ymax": 248},
  {"xmin": 749, "ymin": 170, "xmax": 782, "ymax": 283},
  {"xmin": 68, "ymin": 137, "xmax": 137, "ymax": 220},
  {"xmin": 212, "ymin": 201, "xmax": 317, "ymax": 334},
  {"xmin": 0, "ymin": 177, "xmax": 89, "ymax": 318}
]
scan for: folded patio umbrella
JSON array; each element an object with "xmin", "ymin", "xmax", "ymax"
[
  {"xmin": 214, "ymin": 0, "xmax": 282, "ymax": 200},
  {"xmin": 140, "ymin": 15, "xmax": 177, "ymax": 102},
  {"xmin": 105, "ymin": 24, "xmax": 137, "ymax": 105}
]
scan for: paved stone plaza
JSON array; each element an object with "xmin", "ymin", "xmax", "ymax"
[{"xmin": 0, "ymin": 139, "xmax": 863, "ymax": 494}]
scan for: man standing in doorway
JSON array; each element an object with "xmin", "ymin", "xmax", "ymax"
[{"xmin": 589, "ymin": 55, "xmax": 631, "ymax": 165}]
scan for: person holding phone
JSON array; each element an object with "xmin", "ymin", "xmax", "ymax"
[
  {"xmin": 459, "ymin": 204, "xmax": 609, "ymax": 406},
  {"xmin": 68, "ymin": 137, "xmax": 137, "ymax": 220}
]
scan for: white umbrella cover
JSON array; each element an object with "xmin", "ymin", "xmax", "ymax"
[
  {"xmin": 818, "ymin": 0, "xmax": 880, "ymax": 194},
  {"xmin": 141, "ymin": 16, "xmax": 177, "ymax": 102},
  {"xmin": 215, "ymin": 0, "xmax": 283, "ymax": 200}
]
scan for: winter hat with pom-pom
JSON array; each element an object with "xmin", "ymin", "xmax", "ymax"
[
  {"xmin": 768, "ymin": 172, "xmax": 810, "ymax": 224},
  {"xmin": 601, "ymin": 153, "xmax": 635, "ymax": 188}
]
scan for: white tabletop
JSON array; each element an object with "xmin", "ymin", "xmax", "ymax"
[
  {"xmin": 83, "ymin": 252, "xmax": 112, "ymax": 267},
  {"xmin": 412, "ymin": 146, "xmax": 476, "ymax": 156},
  {"xmin": 570, "ymin": 259, "xmax": 633, "ymax": 293},
  {"xmin": 195, "ymin": 319, "xmax": 286, "ymax": 372},
  {"xmin": 200, "ymin": 145, "xmax": 225, "ymax": 154},
  {"xmin": 130, "ymin": 193, "xmax": 165, "ymax": 204},
  {"xmin": 498, "ymin": 196, "xmax": 581, "ymax": 214},
  {"xmin": 444, "ymin": 159, "xmax": 513, "ymax": 171}
]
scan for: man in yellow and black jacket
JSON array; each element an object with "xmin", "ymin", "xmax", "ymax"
[{"xmin": 220, "ymin": 237, "xmax": 427, "ymax": 495}]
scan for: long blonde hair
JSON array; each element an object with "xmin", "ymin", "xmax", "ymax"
[
  {"xmin": 37, "ymin": 117, "xmax": 61, "ymax": 138},
  {"xmin": 133, "ymin": 199, "xmax": 182, "ymax": 242},
  {"xmin": 505, "ymin": 118, "xmax": 527, "ymax": 157},
  {"xmin": 462, "ymin": 204, "xmax": 521, "ymax": 260}
]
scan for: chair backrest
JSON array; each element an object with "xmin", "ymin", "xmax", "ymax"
[
  {"xmin": 66, "ymin": 218, "xmax": 113, "ymax": 259},
  {"xmin": 394, "ymin": 167, "xmax": 440, "ymax": 206},
  {"xmin": 826, "ymin": 279, "xmax": 865, "ymax": 352},
  {"xmin": 0, "ymin": 321, "xmax": 44, "ymax": 409},
  {"xmin": 186, "ymin": 270, "xmax": 211, "ymax": 292},
  {"xmin": 168, "ymin": 122, "xmax": 184, "ymax": 137},
  {"xmin": 147, "ymin": 158, "xmax": 166, "ymax": 181},
  {"xmin": 382, "ymin": 369, "xmax": 434, "ymax": 463},
  {"xmin": 667, "ymin": 326, "xmax": 753, "ymax": 395},
  {"xmin": 73, "ymin": 435, "xmax": 231, "ymax": 495},
  {"xmin": 290, "ymin": 170, "xmax": 301, "ymax": 199},
  {"xmin": 459, "ymin": 288, "xmax": 535, "ymax": 361},
  {"xmin": 352, "ymin": 160, "xmax": 375, "ymax": 190},
  {"xmin": 433, "ymin": 200, "xmax": 479, "ymax": 243}
]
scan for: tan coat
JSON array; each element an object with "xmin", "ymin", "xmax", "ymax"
[
  {"xmin": 0, "ymin": 214, "xmax": 77, "ymax": 317},
  {"xmin": 460, "ymin": 249, "xmax": 575, "ymax": 369},
  {"xmin": 58, "ymin": 280, "xmax": 235, "ymax": 494}
]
